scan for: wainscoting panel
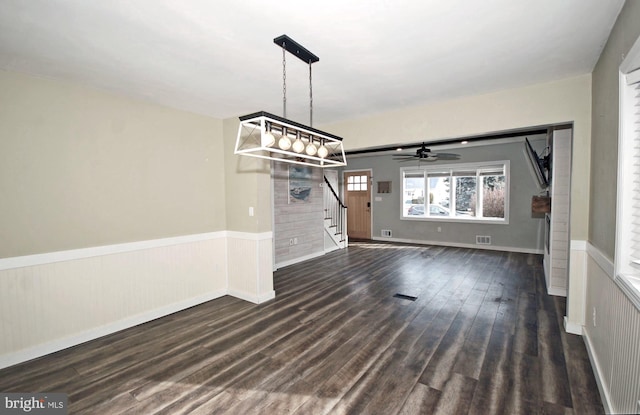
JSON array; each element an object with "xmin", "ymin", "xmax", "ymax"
[
  {"xmin": 0, "ymin": 233, "xmax": 230, "ymax": 369},
  {"xmin": 226, "ymin": 232, "xmax": 275, "ymax": 304},
  {"xmin": 608, "ymin": 282, "xmax": 640, "ymax": 414},
  {"xmin": 584, "ymin": 244, "xmax": 640, "ymax": 414}
]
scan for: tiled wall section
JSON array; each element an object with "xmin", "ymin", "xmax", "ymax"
[{"xmin": 272, "ymin": 162, "xmax": 325, "ymax": 267}]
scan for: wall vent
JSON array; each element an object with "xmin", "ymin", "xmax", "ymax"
[
  {"xmin": 381, "ymin": 229, "xmax": 392, "ymax": 237},
  {"xmin": 476, "ymin": 235, "xmax": 491, "ymax": 245}
]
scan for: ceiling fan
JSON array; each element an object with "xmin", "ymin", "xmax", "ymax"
[{"xmin": 393, "ymin": 143, "xmax": 460, "ymax": 162}]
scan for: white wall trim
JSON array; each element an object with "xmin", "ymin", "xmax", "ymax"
[
  {"xmin": 0, "ymin": 230, "xmax": 273, "ymax": 272},
  {"xmin": 275, "ymin": 251, "xmax": 326, "ymax": 270},
  {"xmin": 586, "ymin": 241, "xmax": 615, "ymax": 280},
  {"xmin": 583, "ymin": 329, "xmax": 614, "ymax": 415},
  {"xmin": 564, "ymin": 316, "xmax": 583, "ymax": 335},
  {"xmin": 547, "ymin": 286, "xmax": 568, "ymax": 297},
  {"xmin": 571, "ymin": 240, "xmax": 588, "ymax": 251},
  {"xmin": 228, "ymin": 289, "xmax": 275, "ymax": 304},
  {"xmin": 225, "ymin": 231, "xmax": 273, "ymax": 241},
  {"xmin": 371, "ymin": 236, "xmax": 544, "ymax": 254},
  {"xmin": 324, "ymin": 244, "xmax": 341, "ymax": 254},
  {"xmin": 0, "ymin": 290, "xmax": 226, "ymax": 370},
  {"xmin": 0, "ymin": 231, "xmax": 228, "ymax": 271}
]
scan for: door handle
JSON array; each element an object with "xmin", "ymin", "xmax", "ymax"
[{"xmin": 367, "ymin": 202, "xmax": 371, "ymax": 208}]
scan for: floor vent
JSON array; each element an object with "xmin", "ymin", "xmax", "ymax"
[
  {"xmin": 393, "ymin": 293, "xmax": 417, "ymax": 301},
  {"xmin": 381, "ymin": 229, "xmax": 392, "ymax": 237},
  {"xmin": 476, "ymin": 235, "xmax": 491, "ymax": 245}
]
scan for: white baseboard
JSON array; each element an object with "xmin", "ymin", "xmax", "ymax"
[
  {"xmin": 275, "ymin": 251, "xmax": 326, "ymax": 269},
  {"xmin": 228, "ymin": 289, "xmax": 275, "ymax": 304},
  {"xmin": 370, "ymin": 236, "xmax": 544, "ymax": 254},
  {"xmin": 563, "ymin": 316, "xmax": 583, "ymax": 335},
  {"xmin": 0, "ymin": 290, "xmax": 226, "ymax": 370},
  {"xmin": 324, "ymin": 244, "xmax": 341, "ymax": 254},
  {"xmin": 547, "ymin": 286, "xmax": 568, "ymax": 297},
  {"xmin": 583, "ymin": 330, "xmax": 614, "ymax": 414}
]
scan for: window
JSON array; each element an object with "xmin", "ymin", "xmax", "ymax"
[
  {"xmin": 401, "ymin": 161, "xmax": 509, "ymax": 223},
  {"xmin": 347, "ymin": 175, "xmax": 368, "ymax": 191},
  {"xmin": 615, "ymin": 35, "xmax": 640, "ymax": 310}
]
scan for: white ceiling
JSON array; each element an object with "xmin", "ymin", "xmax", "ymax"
[{"xmin": 0, "ymin": 0, "xmax": 625, "ymax": 126}]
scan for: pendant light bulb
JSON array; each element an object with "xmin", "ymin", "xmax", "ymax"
[
  {"xmin": 278, "ymin": 134, "xmax": 291, "ymax": 151},
  {"xmin": 292, "ymin": 135, "xmax": 305, "ymax": 153},
  {"xmin": 305, "ymin": 141, "xmax": 317, "ymax": 156},
  {"xmin": 317, "ymin": 144, "xmax": 329, "ymax": 159},
  {"xmin": 262, "ymin": 129, "xmax": 276, "ymax": 148}
]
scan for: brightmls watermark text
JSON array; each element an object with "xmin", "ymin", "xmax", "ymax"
[{"xmin": 0, "ymin": 394, "xmax": 67, "ymax": 414}]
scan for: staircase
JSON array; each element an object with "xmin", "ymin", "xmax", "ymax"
[{"xmin": 323, "ymin": 176, "xmax": 348, "ymax": 250}]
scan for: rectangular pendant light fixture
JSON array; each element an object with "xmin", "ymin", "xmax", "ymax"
[{"xmin": 235, "ymin": 35, "xmax": 347, "ymax": 168}]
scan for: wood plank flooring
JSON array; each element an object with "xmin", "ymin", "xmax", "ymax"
[{"xmin": 0, "ymin": 241, "xmax": 604, "ymax": 414}]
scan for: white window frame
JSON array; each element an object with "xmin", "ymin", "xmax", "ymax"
[
  {"xmin": 615, "ymin": 34, "xmax": 640, "ymax": 310},
  {"xmin": 400, "ymin": 160, "xmax": 510, "ymax": 224}
]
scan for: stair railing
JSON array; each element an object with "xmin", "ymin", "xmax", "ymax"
[{"xmin": 323, "ymin": 176, "xmax": 347, "ymax": 245}]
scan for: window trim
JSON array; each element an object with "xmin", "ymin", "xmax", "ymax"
[
  {"xmin": 400, "ymin": 160, "xmax": 510, "ymax": 224},
  {"xmin": 614, "ymin": 34, "xmax": 640, "ymax": 311}
]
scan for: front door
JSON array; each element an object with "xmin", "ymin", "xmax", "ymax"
[{"xmin": 344, "ymin": 170, "xmax": 372, "ymax": 239}]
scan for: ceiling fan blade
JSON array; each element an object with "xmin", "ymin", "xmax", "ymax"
[
  {"xmin": 393, "ymin": 148, "xmax": 460, "ymax": 162},
  {"xmin": 430, "ymin": 153, "xmax": 460, "ymax": 160}
]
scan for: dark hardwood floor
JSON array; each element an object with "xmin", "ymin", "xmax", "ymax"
[{"xmin": 0, "ymin": 241, "xmax": 604, "ymax": 414}]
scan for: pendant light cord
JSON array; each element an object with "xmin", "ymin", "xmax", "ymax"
[
  {"xmin": 281, "ymin": 39, "xmax": 315, "ymax": 128},
  {"xmin": 282, "ymin": 44, "xmax": 287, "ymax": 119},
  {"xmin": 309, "ymin": 61, "xmax": 313, "ymax": 127}
]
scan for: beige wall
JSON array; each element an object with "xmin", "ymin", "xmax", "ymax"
[
  {"xmin": 0, "ymin": 70, "xmax": 226, "ymax": 258},
  {"xmin": 583, "ymin": 2, "xmax": 640, "ymax": 413},
  {"xmin": 222, "ymin": 117, "xmax": 272, "ymax": 233},
  {"xmin": 324, "ymin": 75, "xmax": 592, "ymax": 241},
  {"xmin": 590, "ymin": 0, "xmax": 640, "ymax": 259}
]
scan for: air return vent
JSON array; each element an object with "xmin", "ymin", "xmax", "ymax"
[
  {"xmin": 381, "ymin": 229, "xmax": 392, "ymax": 237},
  {"xmin": 476, "ymin": 235, "xmax": 491, "ymax": 245}
]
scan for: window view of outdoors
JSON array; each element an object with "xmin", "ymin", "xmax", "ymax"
[
  {"xmin": 454, "ymin": 175, "xmax": 476, "ymax": 217},
  {"xmin": 402, "ymin": 164, "xmax": 507, "ymax": 221},
  {"xmin": 481, "ymin": 175, "xmax": 505, "ymax": 218},
  {"xmin": 428, "ymin": 176, "xmax": 449, "ymax": 216},
  {"xmin": 347, "ymin": 175, "xmax": 368, "ymax": 191},
  {"xmin": 403, "ymin": 172, "xmax": 425, "ymax": 216}
]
